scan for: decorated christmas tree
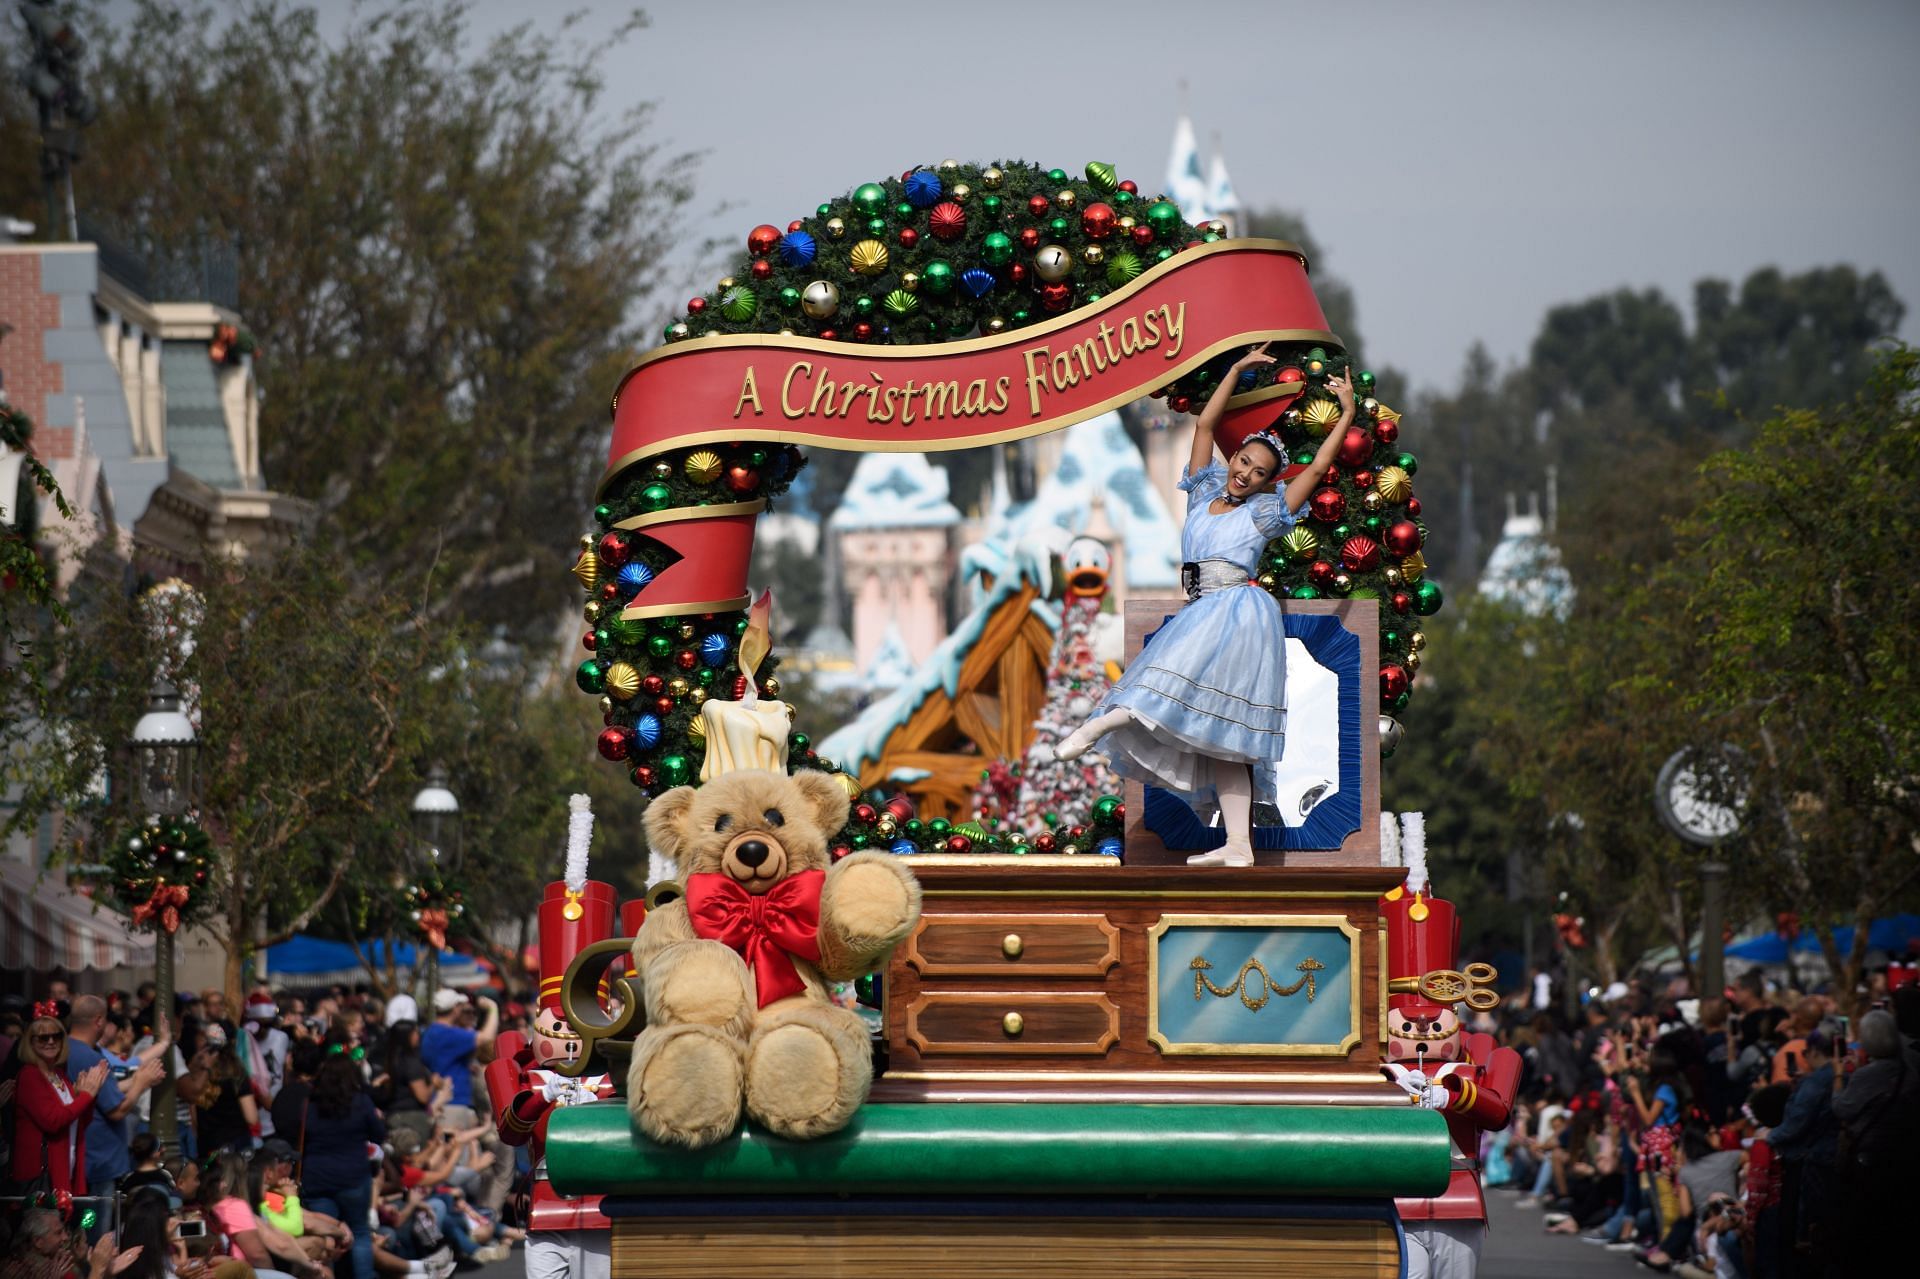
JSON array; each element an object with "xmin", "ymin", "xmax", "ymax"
[{"xmin": 1013, "ymin": 590, "xmax": 1120, "ymax": 831}]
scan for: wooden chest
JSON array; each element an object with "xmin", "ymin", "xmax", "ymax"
[{"xmin": 875, "ymin": 860, "xmax": 1406, "ymax": 1107}]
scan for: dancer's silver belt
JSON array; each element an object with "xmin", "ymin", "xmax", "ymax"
[{"xmin": 1182, "ymin": 559, "xmax": 1252, "ymax": 600}]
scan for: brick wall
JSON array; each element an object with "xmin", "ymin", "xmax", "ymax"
[{"xmin": 0, "ymin": 254, "xmax": 66, "ymax": 457}]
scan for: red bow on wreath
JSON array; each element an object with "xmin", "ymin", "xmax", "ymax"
[
  {"xmin": 684, "ymin": 869, "xmax": 824, "ymax": 1008},
  {"xmin": 133, "ymin": 883, "xmax": 192, "ymax": 933},
  {"xmin": 418, "ymin": 908, "xmax": 450, "ymax": 951}
]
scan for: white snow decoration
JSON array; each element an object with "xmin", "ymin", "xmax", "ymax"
[
  {"xmin": 886, "ymin": 767, "xmax": 932, "ymax": 783},
  {"xmin": 828, "ymin": 453, "xmax": 962, "ymax": 530},
  {"xmin": 1400, "ymin": 812, "xmax": 1428, "ymax": 896},
  {"xmin": 862, "ymin": 622, "xmax": 916, "ymax": 692},
  {"xmin": 1380, "ymin": 811, "xmax": 1402, "ymax": 869},
  {"xmin": 564, "ymin": 794, "xmax": 594, "ymax": 894}
]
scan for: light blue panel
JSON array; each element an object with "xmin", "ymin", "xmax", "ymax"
[
  {"xmin": 42, "ymin": 330, "xmax": 106, "ymax": 362},
  {"xmin": 37, "ymin": 250, "xmax": 97, "ymax": 295},
  {"xmin": 59, "ymin": 294, "xmax": 96, "ymax": 328},
  {"xmin": 1155, "ymin": 923, "xmax": 1354, "ymax": 1049}
]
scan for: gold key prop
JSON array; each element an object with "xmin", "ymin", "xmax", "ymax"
[{"xmin": 1388, "ymin": 962, "xmax": 1500, "ymax": 1011}]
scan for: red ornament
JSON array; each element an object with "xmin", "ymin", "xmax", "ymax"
[
  {"xmin": 1276, "ymin": 366, "xmax": 1305, "ymax": 385},
  {"xmin": 747, "ymin": 224, "xmax": 781, "ymax": 257},
  {"xmin": 750, "ymin": 259, "xmax": 773, "ymax": 280},
  {"xmin": 1309, "ymin": 488, "xmax": 1346, "ymax": 523},
  {"xmin": 655, "ymin": 696, "xmax": 675, "ymax": 717},
  {"xmin": 947, "ymin": 834, "xmax": 973, "ymax": 855},
  {"xmin": 726, "ymin": 464, "xmax": 760, "ymax": 494},
  {"xmin": 786, "ymin": 220, "xmax": 804, "ymax": 233},
  {"xmin": 1337, "ymin": 426, "xmax": 1374, "ymax": 469},
  {"xmin": 1170, "ymin": 395, "xmax": 1191, "ymax": 413},
  {"xmin": 633, "ymin": 765, "xmax": 655, "ymax": 788},
  {"xmin": 884, "ymin": 794, "xmax": 915, "ymax": 821},
  {"xmin": 1034, "ymin": 833, "xmax": 1057, "ymax": 853},
  {"xmin": 1406, "ymin": 498, "xmax": 1422, "ymax": 518},
  {"xmin": 1026, "ymin": 194, "xmax": 1051, "ymax": 217},
  {"xmin": 898, "ymin": 227, "xmax": 919, "ymax": 249},
  {"xmin": 1380, "ymin": 663, "xmax": 1410, "ymax": 702},
  {"xmin": 581, "ymin": 631, "xmax": 596, "ymax": 652},
  {"xmin": 596, "ymin": 727, "xmax": 632, "ymax": 761},
  {"xmin": 599, "ymin": 581, "xmax": 621, "ymax": 602},
  {"xmin": 1391, "ymin": 590, "xmax": 1414, "ymax": 614},
  {"xmin": 928, "ymin": 202, "xmax": 967, "ymax": 241},
  {"xmin": 733, "ymin": 675, "xmax": 749, "ymax": 698},
  {"xmin": 1118, "ymin": 179, "xmax": 1138, "ymax": 194},
  {"xmin": 818, "ymin": 328, "xmax": 838, "ymax": 341},
  {"xmin": 1113, "ymin": 803, "xmax": 1125, "ymax": 821},
  {"xmin": 641, "ymin": 674, "xmax": 666, "ymax": 696},
  {"xmin": 853, "ymin": 322, "xmax": 873, "ymax": 341},
  {"xmin": 596, "ymin": 531, "xmax": 631, "ymax": 566},
  {"xmin": 853, "ymin": 804, "xmax": 877, "ymax": 825},
  {"xmin": 675, "ymin": 649, "xmax": 697, "ymax": 671},
  {"xmin": 1373, "ymin": 419, "xmax": 1399, "ymax": 446},
  {"xmin": 1307, "ymin": 559, "xmax": 1337, "ymax": 587},
  {"xmin": 1009, "ymin": 263, "xmax": 1028, "ymax": 285},
  {"xmin": 1040, "ymin": 282, "xmax": 1072, "ymax": 312},
  {"xmin": 1081, "ymin": 202, "xmax": 1116, "ymax": 239},
  {"xmin": 1018, "ymin": 226, "xmax": 1041, "ymax": 251},
  {"xmin": 1383, "ymin": 520, "xmax": 1421, "ymax": 557},
  {"xmin": 1340, "ymin": 535, "xmax": 1382, "ymax": 573},
  {"xmin": 686, "ymin": 296, "xmax": 707, "ymax": 315},
  {"xmin": 1352, "ymin": 469, "xmax": 1375, "ymax": 489},
  {"xmin": 831, "ymin": 844, "xmax": 852, "ymax": 862},
  {"xmin": 1130, "ymin": 224, "xmax": 1155, "ymax": 247}
]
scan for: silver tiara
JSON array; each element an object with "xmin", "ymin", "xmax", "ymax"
[{"xmin": 1241, "ymin": 430, "xmax": 1286, "ymax": 459}]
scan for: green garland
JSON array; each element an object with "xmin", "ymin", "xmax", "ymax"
[{"xmin": 577, "ymin": 159, "xmax": 1439, "ymax": 802}]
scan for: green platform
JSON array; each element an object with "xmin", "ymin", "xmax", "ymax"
[{"xmin": 546, "ymin": 1101, "xmax": 1450, "ymax": 1199}]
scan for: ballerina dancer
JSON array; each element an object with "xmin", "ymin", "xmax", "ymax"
[{"xmin": 1056, "ymin": 344, "xmax": 1355, "ymax": 866}]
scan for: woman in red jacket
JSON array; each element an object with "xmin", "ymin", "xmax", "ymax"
[{"xmin": 11, "ymin": 1005, "xmax": 110, "ymax": 1196}]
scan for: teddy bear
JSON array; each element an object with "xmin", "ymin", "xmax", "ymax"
[{"xmin": 630, "ymin": 768, "xmax": 921, "ymax": 1149}]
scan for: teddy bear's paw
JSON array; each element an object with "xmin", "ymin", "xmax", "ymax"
[
  {"xmin": 819, "ymin": 855, "xmax": 922, "ymax": 974},
  {"xmin": 645, "ymin": 939, "xmax": 755, "ymax": 1037},
  {"xmin": 744, "ymin": 1003, "xmax": 873, "ymax": 1141},
  {"xmin": 628, "ymin": 1023, "xmax": 745, "ymax": 1150}
]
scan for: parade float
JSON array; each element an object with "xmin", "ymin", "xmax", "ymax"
[{"xmin": 518, "ymin": 160, "xmax": 1476, "ymax": 1279}]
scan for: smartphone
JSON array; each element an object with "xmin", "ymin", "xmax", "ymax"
[{"xmin": 174, "ymin": 1218, "xmax": 207, "ymax": 1239}]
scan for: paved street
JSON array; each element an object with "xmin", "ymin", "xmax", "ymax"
[{"xmin": 1481, "ymin": 1187, "xmax": 1637, "ymax": 1279}]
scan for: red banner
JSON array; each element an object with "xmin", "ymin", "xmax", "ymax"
[
  {"xmin": 611, "ymin": 500, "xmax": 762, "ymax": 620},
  {"xmin": 602, "ymin": 238, "xmax": 1338, "ymax": 489}
]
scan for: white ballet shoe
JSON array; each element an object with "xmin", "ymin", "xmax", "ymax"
[
  {"xmin": 1185, "ymin": 840, "xmax": 1255, "ymax": 868},
  {"xmin": 1055, "ymin": 725, "xmax": 1101, "ymax": 761}
]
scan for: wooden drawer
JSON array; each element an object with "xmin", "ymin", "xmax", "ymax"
[
  {"xmin": 904, "ymin": 991, "xmax": 1121, "ymax": 1057},
  {"xmin": 902, "ymin": 912, "xmax": 1120, "ymax": 978}
]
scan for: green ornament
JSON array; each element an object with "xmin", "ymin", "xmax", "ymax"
[
  {"xmin": 663, "ymin": 321, "xmax": 690, "ymax": 342},
  {"xmin": 732, "ymin": 617, "xmax": 749, "ymax": 636},
  {"xmin": 1306, "ymin": 346, "xmax": 1328, "ymax": 365},
  {"xmin": 850, "ymin": 831, "xmax": 870, "ymax": 849},
  {"xmin": 575, "ymin": 659, "xmax": 607, "ymax": 694},
  {"xmin": 817, "ymin": 202, "xmax": 832, "ymax": 217},
  {"xmin": 981, "ymin": 195, "xmax": 1001, "ymax": 215},
  {"xmin": 648, "ymin": 634, "xmax": 672, "ymax": 659},
  {"xmin": 1202, "ymin": 231, "xmax": 1220, "ymax": 242},
  {"xmin": 660, "ymin": 754, "xmax": 691, "ymax": 786},
  {"xmin": 1154, "ymin": 247, "xmax": 1174, "ymax": 262},
  {"xmin": 904, "ymin": 819, "xmax": 924, "ymax": 837},
  {"xmin": 1010, "ymin": 308, "xmax": 1031, "ymax": 324},
  {"xmin": 928, "ymin": 817, "xmax": 951, "ymax": 835},
  {"xmin": 866, "ymin": 216, "xmax": 887, "ymax": 235},
  {"xmin": 697, "ymin": 666, "xmax": 716, "ymax": 686},
  {"xmin": 1332, "ymin": 523, "xmax": 1353, "ymax": 543},
  {"xmin": 641, "ymin": 483, "xmax": 672, "ymax": 511},
  {"xmin": 853, "ymin": 294, "xmax": 875, "ymax": 315},
  {"xmin": 1290, "ymin": 585, "xmax": 1322, "ymax": 600},
  {"xmin": 1105, "ymin": 251, "xmax": 1143, "ymax": 287},
  {"xmin": 1113, "ymin": 189, "xmax": 1133, "ymax": 205},
  {"xmin": 1364, "ymin": 515, "xmax": 1384, "ymax": 533},
  {"xmin": 594, "ymin": 627, "xmax": 612, "ymax": 649},
  {"xmin": 1389, "ymin": 689, "xmax": 1411, "ymax": 712},
  {"xmin": 895, "ymin": 201, "xmax": 914, "ymax": 219},
  {"xmin": 853, "ymin": 182, "xmax": 887, "ymax": 213},
  {"xmin": 1092, "ymin": 794, "xmax": 1120, "ymax": 821},
  {"xmin": 1085, "ymin": 161, "xmax": 1117, "ymax": 193},
  {"xmin": 981, "ymin": 232, "xmax": 1014, "ymax": 266},
  {"xmin": 1357, "ymin": 370, "xmax": 1376, "ymax": 391},
  {"xmin": 593, "ymin": 503, "xmax": 613, "ymax": 525},
  {"xmin": 1292, "ymin": 449, "xmax": 1315, "ymax": 466},
  {"xmin": 790, "ymin": 732, "xmax": 811, "ymax": 752},
  {"xmin": 748, "ymin": 449, "xmax": 767, "ymax": 467},
  {"xmin": 883, "ymin": 288, "xmax": 919, "ymax": 317},
  {"xmin": 1395, "ymin": 452, "xmax": 1419, "ymax": 476},
  {"xmin": 1145, "ymin": 201, "xmax": 1182, "ymax": 236},
  {"xmin": 923, "ymin": 261, "xmax": 956, "ymax": 294},
  {"xmin": 1382, "ymin": 628, "xmax": 1404, "ymax": 651},
  {"xmin": 1042, "ymin": 812, "xmax": 1059, "ymax": 827},
  {"xmin": 1413, "ymin": 579, "xmax": 1445, "ymax": 616},
  {"xmin": 1046, "ymin": 168, "xmax": 1067, "ymax": 183},
  {"xmin": 1048, "ymin": 216, "xmax": 1070, "ymax": 237},
  {"xmin": 718, "ymin": 287, "xmax": 756, "ymax": 323}
]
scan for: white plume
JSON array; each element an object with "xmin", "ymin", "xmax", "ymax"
[
  {"xmin": 648, "ymin": 849, "xmax": 677, "ymax": 887},
  {"xmin": 1400, "ymin": 811, "xmax": 1428, "ymax": 896},
  {"xmin": 564, "ymin": 794, "xmax": 594, "ymax": 893},
  {"xmin": 1379, "ymin": 811, "xmax": 1402, "ymax": 868}
]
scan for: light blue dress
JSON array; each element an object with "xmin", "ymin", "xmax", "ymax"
[{"xmin": 1092, "ymin": 461, "xmax": 1302, "ymax": 806}]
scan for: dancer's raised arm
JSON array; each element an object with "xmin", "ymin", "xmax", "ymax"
[
  {"xmin": 1189, "ymin": 344, "xmax": 1278, "ymax": 477},
  {"xmin": 1281, "ymin": 373, "xmax": 1355, "ymax": 511}
]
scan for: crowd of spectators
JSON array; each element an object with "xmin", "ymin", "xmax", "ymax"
[
  {"xmin": 1, "ymin": 982, "xmax": 533, "ymax": 1279},
  {"xmin": 1483, "ymin": 967, "xmax": 1919, "ymax": 1277}
]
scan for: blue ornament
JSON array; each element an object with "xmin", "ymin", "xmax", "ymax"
[
  {"xmin": 960, "ymin": 267, "xmax": 995, "ymax": 298},
  {"xmin": 616, "ymin": 561, "xmax": 653, "ymax": 598},
  {"xmin": 902, "ymin": 170, "xmax": 943, "ymax": 208},
  {"xmin": 632, "ymin": 714, "xmax": 662, "ymax": 750},
  {"xmin": 777, "ymin": 231, "xmax": 817, "ymax": 267},
  {"xmin": 1096, "ymin": 837, "xmax": 1124, "ymax": 859},
  {"xmin": 889, "ymin": 838, "xmax": 919, "ymax": 856},
  {"xmin": 1237, "ymin": 368, "xmax": 1260, "ymax": 391},
  {"xmin": 699, "ymin": 633, "xmax": 730, "ymax": 667}
]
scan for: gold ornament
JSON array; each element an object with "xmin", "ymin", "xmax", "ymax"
[
  {"xmin": 1280, "ymin": 526, "xmax": 1320, "ymax": 561},
  {"xmin": 677, "ymin": 623, "xmax": 695, "ymax": 641},
  {"xmin": 570, "ymin": 549, "xmax": 601, "ymax": 592},
  {"xmin": 1374, "ymin": 465, "xmax": 1412, "ymax": 503},
  {"xmin": 685, "ymin": 449, "xmax": 723, "ymax": 483},
  {"xmin": 665, "ymin": 322, "xmax": 690, "ymax": 342},
  {"xmin": 687, "ymin": 686, "xmax": 708, "ymax": 708},
  {"xmin": 1361, "ymin": 397, "xmax": 1379, "ymax": 416},
  {"xmin": 900, "ymin": 270, "xmax": 920, "ymax": 293},
  {"xmin": 1409, "ymin": 630, "xmax": 1427, "ymax": 652},
  {"xmin": 598, "ymin": 696, "xmax": 613, "ymax": 715},
  {"xmin": 1056, "ymin": 189, "xmax": 1077, "ymax": 208},
  {"xmin": 1384, "ymin": 567, "xmax": 1403, "ymax": 586},
  {"xmin": 1034, "ymin": 244, "xmax": 1073, "ymax": 282},
  {"xmin": 801, "ymin": 279, "xmax": 840, "ymax": 319},
  {"xmin": 939, "ymin": 158, "xmax": 960, "ymax": 171},
  {"xmin": 1081, "ymin": 243, "xmax": 1105, "ymax": 267},
  {"xmin": 984, "ymin": 316, "xmax": 1007, "ymax": 334},
  {"xmin": 824, "ymin": 217, "xmax": 846, "ymax": 239},
  {"xmin": 1376, "ymin": 404, "xmax": 1402, "ymax": 427},
  {"xmin": 849, "ymin": 238, "xmax": 890, "ymax": 276},
  {"xmin": 875, "ymin": 817, "xmax": 897, "ymax": 838},
  {"xmin": 1405, "ymin": 650, "xmax": 1422, "ymax": 672},
  {"xmin": 832, "ymin": 772, "xmax": 861, "ymax": 800},
  {"xmin": 1300, "ymin": 398, "xmax": 1342, "ymax": 431},
  {"xmin": 652, "ymin": 460, "xmax": 673, "ymax": 480},
  {"xmin": 687, "ymin": 715, "xmax": 705, "ymax": 741},
  {"xmin": 604, "ymin": 661, "xmax": 641, "ymax": 701},
  {"xmin": 717, "ymin": 276, "xmax": 736, "ymax": 290},
  {"xmin": 1118, "ymin": 215, "xmax": 1136, "ymax": 230},
  {"xmin": 951, "ymin": 183, "xmax": 971, "ymax": 201},
  {"xmin": 668, "ymin": 677, "xmax": 689, "ymax": 697},
  {"xmin": 1361, "ymin": 490, "xmax": 1385, "ymax": 514},
  {"xmin": 1257, "ymin": 572, "xmax": 1277, "ymax": 589},
  {"xmin": 583, "ymin": 601, "xmax": 602, "ymax": 623},
  {"xmin": 578, "ymin": 533, "xmax": 594, "ymax": 550},
  {"xmin": 760, "ymin": 676, "xmax": 780, "ymax": 697},
  {"xmin": 981, "ymin": 167, "xmax": 1004, "ymax": 189},
  {"xmin": 1400, "ymin": 551, "xmax": 1428, "ymax": 581},
  {"xmin": 1205, "ymin": 219, "xmax": 1229, "ymax": 237}
]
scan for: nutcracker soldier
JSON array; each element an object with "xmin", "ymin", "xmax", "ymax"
[
  {"xmin": 1380, "ymin": 876, "xmax": 1521, "ymax": 1279},
  {"xmin": 487, "ymin": 796, "xmax": 619, "ymax": 1279}
]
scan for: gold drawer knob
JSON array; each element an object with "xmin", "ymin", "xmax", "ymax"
[
  {"xmin": 1001, "ymin": 933, "xmax": 1024, "ymax": 959},
  {"xmin": 1002, "ymin": 1011, "xmax": 1025, "ymax": 1037}
]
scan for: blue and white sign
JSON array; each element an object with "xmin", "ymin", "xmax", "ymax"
[{"xmin": 1147, "ymin": 915, "xmax": 1362, "ymax": 1056}]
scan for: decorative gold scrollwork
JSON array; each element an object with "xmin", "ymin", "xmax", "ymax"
[
  {"xmin": 553, "ymin": 937, "xmax": 644, "ymax": 1077},
  {"xmin": 1190, "ymin": 955, "xmax": 1325, "ymax": 1010}
]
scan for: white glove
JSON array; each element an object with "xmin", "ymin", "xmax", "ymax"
[
  {"xmin": 1417, "ymin": 1083, "xmax": 1450, "ymax": 1110},
  {"xmin": 539, "ymin": 1076, "xmax": 571, "ymax": 1103}
]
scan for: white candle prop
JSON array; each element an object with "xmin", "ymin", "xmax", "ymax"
[{"xmin": 697, "ymin": 590, "xmax": 792, "ymax": 781}]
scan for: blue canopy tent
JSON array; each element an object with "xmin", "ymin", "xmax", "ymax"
[
  {"xmin": 1722, "ymin": 913, "xmax": 1920, "ymax": 965},
  {"xmin": 263, "ymin": 935, "xmax": 483, "ymax": 988}
]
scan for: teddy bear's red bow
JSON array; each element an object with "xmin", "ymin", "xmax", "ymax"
[{"xmin": 684, "ymin": 869, "xmax": 825, "ymax": 1008}]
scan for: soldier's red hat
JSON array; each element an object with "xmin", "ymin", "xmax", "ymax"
[
  {"xmin": 537, "ymin": 879, "xmax": 617, "ymax": 1014},
  {"xmin": 1383, "ymin": 891, "xmax": 1460, "ymax": 1021}
]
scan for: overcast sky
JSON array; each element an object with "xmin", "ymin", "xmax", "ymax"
[{"xmin": 463, "ymin": 0, "xmax": 1919, "ymax": 396}]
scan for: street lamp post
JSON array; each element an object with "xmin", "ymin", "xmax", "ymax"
[
  {"xmin": 130, "ymin": 678, "xmax": 197, "ymax": 1159},
  {"xmin": 410, "ymin": 766, "xmax": 460, "ymax": 999}
]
